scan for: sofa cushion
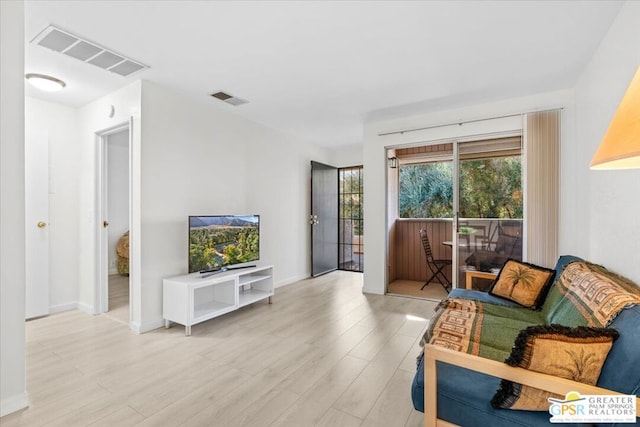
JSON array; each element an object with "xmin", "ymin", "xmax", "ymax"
[
  {"xmin": 489, "ymin": 259, "xmax": 555, "ymax": 309},
  {"xmin": 491, "ymin": 325, "xmax": 619, "ymax": 411},
  {"xmin": 597, "ymin": 305, "xmax": 640, "ymax": 395}
]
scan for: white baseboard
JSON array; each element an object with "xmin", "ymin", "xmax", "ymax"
[
  {"xmin": 49, "ymin": 302, "xmax": 78, "ymax": 314},
  {"xmin": 129, "ymin": 321, "xmax": 142, "ymax": 334},
  {"xmin": 76, "ymin": 302, "xmax": 95, "ymax": 315},
  {"xmin": 0, "ymin": 391, "xmax": 29, "ymax": 417},
  {"xmin": 275, "ymin": 274, "xmax": 308, "ymax": 289},
  {"xmin": 131, "ymin": 318, "xmax": 165, "ymax": 334}
]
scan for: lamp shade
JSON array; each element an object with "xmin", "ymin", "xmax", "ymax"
[{"xmin": 590, "ymin": 66, "xmax": 640, "ymax": 170}]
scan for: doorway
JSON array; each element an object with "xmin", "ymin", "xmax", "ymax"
[{"xmin": 97, "ymin": 125, "xmax": 131, "ymax": 325}]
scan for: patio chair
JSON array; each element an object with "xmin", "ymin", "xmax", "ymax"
[{"xmin": 419, "ymin": 229, "xmax": 452, "ymax": 292}]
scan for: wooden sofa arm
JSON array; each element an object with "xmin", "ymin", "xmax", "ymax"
[
  {"xmin": 423, "ymin": 344, "xmax": 640, "ymax": 427},
  {"xmin": 464, "ymin": 270, "xmax": 497, "ymax": 289}
]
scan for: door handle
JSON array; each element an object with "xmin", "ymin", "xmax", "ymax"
[
  {"xmin": 103, "ymin": 220, "xmax": 109, "ymax": 228},
  {"xmin": 37, "ymin": 221, "xmax": 47, "ymax": 228}
]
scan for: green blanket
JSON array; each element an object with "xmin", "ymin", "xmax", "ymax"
[
  {"xmin": 424, "ymin": 261, "xmax": 640, "ymax": 363},
  {"xmin": 543, "ymin": 261, "xmax": 640, "ymax": 327},
  {"xmin": 425, "ymin": 298, "xmax": 544, "ymax": 362}
]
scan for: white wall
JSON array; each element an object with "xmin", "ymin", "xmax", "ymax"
[
  {"xmin": 25, "ymin": 98, "xmax": 79, "ymax": 312},
  {"xmin": 139, "ymin": 81, "xmax": 329, "ymax": 330},
  {"xmin": 327, "ymin": 143, "xmax": 363, "ymax": 168},
  {"xmin": 107, "ymin": 130, "xmax": 130, "ymax": 274},
  {"xmin": 363, "ymin": 90, "xmax": 575, "ymax": 295},
  {"xmin": 244, "ymin": 125, "xmax": 329, "ymax": 286},
  {"xmin": 575, "ymin": 1, "xmax": 640, "ymax": 283},
  {"xmin": 0, "ymin": 0, "xmax": 28, "ymax": 417}
]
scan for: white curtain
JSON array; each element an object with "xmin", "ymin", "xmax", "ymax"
[{"xmin": 524, "ymin": 109, "xmax": 560, "ymax": 268}]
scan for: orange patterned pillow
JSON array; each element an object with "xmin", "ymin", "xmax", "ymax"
[
  {"xmin": 491, "ymin": 324, "xmax": 619, "ymax": 411},
  {"xmin": 489, "ymin": 259, "xmax": 554, "ymax": 309}
]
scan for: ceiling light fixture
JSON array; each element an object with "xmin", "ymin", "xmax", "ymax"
[{"xmin": 25, "ymin": 73, "xmax": 66, "ymax": 92}]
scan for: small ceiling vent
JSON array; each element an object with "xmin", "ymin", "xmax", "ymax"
[
  {"xmin": 31, "ymin": 25, "xmax": 148, "ymax": 77},
  {"xmin": 210, "ymin": 91, "xmax": 248, "ymax": 106}
]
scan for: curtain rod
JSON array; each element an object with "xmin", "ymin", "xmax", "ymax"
[{"xmin": 378, "ymin": 112, "xmax": 523, "ymax": 137}]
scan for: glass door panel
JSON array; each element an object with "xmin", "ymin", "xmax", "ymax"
[
  {"xmin": 454, "ymin": 137, "xmax": 523, "ymax": 289},
  {"xmin": 339, "ymin": 166, "xmax": 364, "ymax": 272}
]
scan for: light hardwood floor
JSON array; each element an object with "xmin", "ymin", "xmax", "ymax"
[
  {"xmin": 2, "ymin": 271, "xmax": 437, "ymax": 427},
  {"xmin": 104, "ymin": 274, "xmax": 129, "ymax": 325}
]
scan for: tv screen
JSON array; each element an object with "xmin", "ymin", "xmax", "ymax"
[{"xmin": 188, "ymin": 215, "xmax": 260, "ymax": 273}]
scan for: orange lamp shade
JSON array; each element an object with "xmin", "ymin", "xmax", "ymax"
[{"xmin": 590, "ymin": 65, "xmax": 640, "ymax": 170}]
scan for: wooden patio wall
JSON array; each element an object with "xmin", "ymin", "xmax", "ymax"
[{"xmin": 392, "ymin": 220, "xmax": 453, "ymax": 282}]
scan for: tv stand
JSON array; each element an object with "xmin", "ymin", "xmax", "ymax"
[{"xmin": 163, "ymin": 265, "xmax": 273, "ymax": 336}]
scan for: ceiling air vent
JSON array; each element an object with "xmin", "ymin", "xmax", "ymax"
[
  {"xmin": 31, "ymin": 25, "xmax": 148, "ymax": 77},
  {"xmin": 210, "ymin": 91, "xmax": 248, "ymax": 106}
]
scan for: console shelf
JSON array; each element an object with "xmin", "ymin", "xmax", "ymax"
[{"xmin": 163, "ymin": 265, "xmax": 273, "ymax": 336}]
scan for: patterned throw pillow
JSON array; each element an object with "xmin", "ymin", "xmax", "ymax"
[
  {"xmin": 489, "ymin": 259, "xmax": 555, "ymax": 309},
  {"xmin": 491, "ymin": 324, "xmax": 619, "ymax": 411}
]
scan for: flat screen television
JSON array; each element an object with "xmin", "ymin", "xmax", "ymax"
[{"xmin": 188, "ymin": 215, "xmax": 260, "ymax": 273}]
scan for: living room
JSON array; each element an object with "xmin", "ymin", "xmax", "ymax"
[{"xmin": 2, "ymin": 1, "xmax": 639, "ymax": 425}]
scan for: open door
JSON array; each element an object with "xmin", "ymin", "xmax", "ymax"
[{"xmin": 311, "ymin": 161, "xmax": 338, "ymax": 277}]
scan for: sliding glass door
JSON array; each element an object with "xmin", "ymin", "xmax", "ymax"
[{"xmin": 395, "ymin": 136, "xmax": 523, "ymax": 290}]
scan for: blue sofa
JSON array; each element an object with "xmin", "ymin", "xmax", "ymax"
[{"xmin": 411, "ymin": 256, "xmax": 640, "ymax": 427}]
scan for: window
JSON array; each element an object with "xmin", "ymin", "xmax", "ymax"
[
  {"xmin": 459, "ymin": 156, "xmax": 522, "ymax": 219},
  {"xmin": 339, "ymin": 166, "xmax": 363, "ymax": 272},
  {"xmin": 399, "ymin": 161, "xmax": 453, "ymax": 218},
  {"xmin": 398, "ymin": 138, "xmax": 522, "ymax": 220}
]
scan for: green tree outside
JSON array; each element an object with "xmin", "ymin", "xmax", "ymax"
[{"xmin": 399, "ymin": 156, "xmax": 522, "ymax": 219}]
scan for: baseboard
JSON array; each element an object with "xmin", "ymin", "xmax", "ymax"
[
  {"xmin": 0, "ymin": 391, "xmax": 29, "ymax": 417},
  {"xmin": 131, "ymin": 318, "xmax": 165, "ymax": 334},
  {"xmin": 76, "ymin": 302, "xmax": 95, "ymax": 315},
  {"xmin": 49, "ymin": 302, "xmax": 78, "ymax": 314},
  {"xmin": 129, "ymin": 321, "xmax": 142, "ymax": 334},
  {"xmin": 275, "ymin": 274, "xmax": 308, "ymax": 289}
]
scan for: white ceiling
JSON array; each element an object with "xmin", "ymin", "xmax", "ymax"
[{"xmin": 24, "ymin": 1, "xmax": 623, "ymax": 147}]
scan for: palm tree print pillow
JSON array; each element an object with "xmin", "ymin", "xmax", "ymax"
[
  {"xmin": 491, "ymin": 324, "xmax": 619, "ymax": 411},
  {"xmin": 489, "ymin": 259, "xmax": 555, "ymax": 309}
]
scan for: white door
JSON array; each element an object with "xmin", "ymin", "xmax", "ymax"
[{"xmin": 25, "ymin": 134, "xmax": 50, "ymax": 319}]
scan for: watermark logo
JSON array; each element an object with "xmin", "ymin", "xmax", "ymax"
[{"xmin": 548, "ymin": 391, "xmax": 637, "ymax": 423}]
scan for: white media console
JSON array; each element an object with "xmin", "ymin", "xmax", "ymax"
[{"xmin": 162, "ymin": 265, "xmax": 274, "ymax": 336}]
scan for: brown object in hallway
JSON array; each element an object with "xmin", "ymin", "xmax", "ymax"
[{"xmin": 116, "ymin": 231, "xmax": 129, "ymax": 276}]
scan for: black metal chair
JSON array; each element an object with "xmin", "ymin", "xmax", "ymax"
[{"xmin": 419, "ymin": 229, "xmax": 452, "ymax": 292}]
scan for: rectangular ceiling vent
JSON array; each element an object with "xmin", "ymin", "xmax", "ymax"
[
  {"xmin": 210, "ymin": 91, "xmax": 248, "ymax": 106},
  {"xmin": 31, "ymin": 25, "xmax": 149, "ymax": 77}
]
